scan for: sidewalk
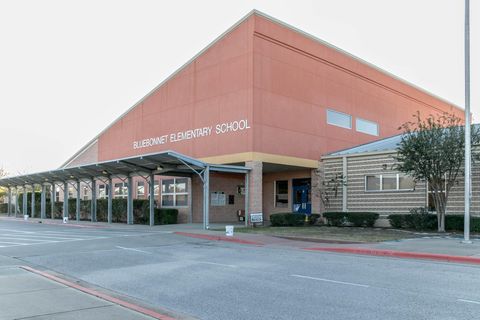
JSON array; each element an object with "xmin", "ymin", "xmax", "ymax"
[{"xmin": 0, "ymin": 266, "xmax": 176, "ymax": 320}]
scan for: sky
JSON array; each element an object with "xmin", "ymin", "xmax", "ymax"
[{"xmin": 0, "ymin": 0, "xmax": 478, "ymax": 176}]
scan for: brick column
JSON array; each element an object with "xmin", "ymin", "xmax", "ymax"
[
  {"xmin": 311, "ymin": 162, "xmax": 322, "ymax": 214},
  {"xmin": 245, "ymin": 161, "xmax": 263, "ymax": 215}
]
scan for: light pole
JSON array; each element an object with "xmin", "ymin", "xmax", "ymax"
[{"xmin": 463, "ymin": 0, "xmax": 471, "ymax": 244}]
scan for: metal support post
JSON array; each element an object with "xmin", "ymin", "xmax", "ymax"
[
  {"xmin": 463, "ymin": 0, "xmax": 472, "ymax": 244},
  {"xmin": 127, "ymin": 176, "xmax": 133, "ymax": 225},
  {"xmin": 107, "ymin": 177, "xmax": 113, "ymax": 224},
  {"xmin": 23, "ymin": 186, "xmax": 28, "ymax": 217},
  {"xmin": 203, "ymin": 166, "xmax": 210, "ymax": 230},
  {"xmin": 75, "ymin": 181, "xmax": 81, "ymax": 221},
  {"xmin": 91, "ymin": 178, "xmax": 96, "ymax": 222},
  {"xmin": 7, "ymin": 187, "xmax": 11, "ymax": 216},
  {"xmin": 40, "ymin": 185, "xmax": 46, "ymax": 219},
  {"xmin": 245, "ymin": 172, "xmax": 249, "ymax": 227},
  {"xmin": 51, "ymin": 183, "xmax": 55, "ymax": 219},
  {"xmin": 63, "ymin": 182, "xmax": 68, "ymax": 220},
  {"xmin": 31, "ymin": 185, "xmax": 36, "ymax": 218},
  {"xmin": 149, "ymin": 173, "xmax": 155, "ymax": 226},
  {"xmin": 14, "ymin": 187, "xmax": 18, "ymax": 218}
]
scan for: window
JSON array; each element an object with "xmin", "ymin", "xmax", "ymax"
[
  {"xmin": 366, "ymin": 175, "xmax": 381, "ymax": 191},
  {"xmin": 356, "ymin": 118, "xmax": 379, "ymax": 136},
  {"xmin": 55, "ymin": 187, "xmax": 60, "ymax": 202},
  {"xmin": 83, "ymin": 186, "xmax": 89, "ymax": 200},
  {"xmin": 114, "ymin": 182, "xmax": 128, "ymax": 199},
  {"xmin": 365, "ymin": 174, "xmax": 415, "ymax": 191},
  {"xmin": 274, "ymin": 180, "xmax": 288, "ymax": 208},
  {"xmin": 98, "ymin": 184, "xmax": 107, "ymax": 199},
  {"xmin": 137, "ymin": 181, "xmax": 145, "ymax": 199},
  {"xmin": 68, "ymin": 187, "xmax": 74, "ymax": 198},
  {"xmin": 154, "ymin": 180, "xmax": 160, "ymax": 196},
  {"xmin": 327, "ymin": 109, "xmax": 352, "ymax": 129},
  {"xmin": 161, "ymin": 178, "xmax": 189, "ymax": 207}
]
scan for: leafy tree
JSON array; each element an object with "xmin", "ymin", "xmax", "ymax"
[
  {"xmin": 0, "ymin": 168, "xmax": 7, "ymax": 202},
  {"xmin": 395, "ymin": 112, "xmax": 480, "ymax": 232}
]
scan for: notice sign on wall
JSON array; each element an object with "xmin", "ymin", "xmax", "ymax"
[{"xmin": 132, "ymin": 119, "xmax": 251, "ymax": 150}]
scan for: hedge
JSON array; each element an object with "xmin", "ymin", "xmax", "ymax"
[
  {"xmin": 270, "ymin": 213, "xmax": 306, "ymax": 226},
  {"xmin": 388, "ymin": 211, "xmax": 480, "ymax": 232},
  {"xmin": 323, "ymin": 212, "xmax": 379, "ymax": 227},
  {"xmin": 14, "ymin": 194, "xmax": 170, "ymax": 224}
]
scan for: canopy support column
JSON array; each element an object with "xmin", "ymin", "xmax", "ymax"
[
  {"xmin": 76, "ymin": 181, "xmax": 81, "ymax": 222},
  {"xmin": 107, "ymin": 177, "xmax": 113, "ymax": 224},
  {"xmin": 63, "ymin": 182, "xmax": 68, "ymax": 220},
  {"xmin": 31, "ymin": 185, "xmax": 36, "ymax": 218},
  {"xmin": 91, "ymin": 178, "xmax": 96, "ymax": 222},
  {"xmin": 127, "ymin": 176, "xmax": 133, "ymax": 225},
  {"xmin": 245, "ymin": 172, "xmax": 249, "ymax": 227},
  {"xmin": 203, "ymin": 166, "xmax": 210, "ymax": 230},
  {"xmin": 14, "ymin": 187, "xmax": 18, "ymax": 218},
  {"xmin": 51, "ymin": 183, "xmax": 55, "ymax": 219},
  {"xmin": 149, "ymin": 173, "xmax": 155, "ymax": 226},
  {"xmin": 40, "ymin": 184, "xmax": 46, "ymax": 219},
  {"xmin": 23, "ymin": 186, "xmax": 28, "ymax": 217},
  {"xmin": 7, "ymin": 187, "xmax": 11, "ymax": 216}
]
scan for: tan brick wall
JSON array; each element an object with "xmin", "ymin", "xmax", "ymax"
[
  {"xmin": 246, "ymin": 161, "xmax": 263, "ymax": 214},
  {"xmin": 191, "ymin": 172, "xmax": 246, "ymax": 223}
]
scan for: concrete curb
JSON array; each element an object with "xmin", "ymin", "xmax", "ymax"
[
  {"xmin": 20, "ymin": 266, "xmax": 177, "ymax": 320},
  {"xmin": 174, "ymin": 232, "xmax": 264, "ymax": 246},
  {"xmin": 304, "ymin": 247, "xmax": 480, "ymax": 265}
]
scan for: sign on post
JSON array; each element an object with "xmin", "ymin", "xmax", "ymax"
[{"xmin": 250, "ymin": 213, "xmax": 263, "ymax": 224}]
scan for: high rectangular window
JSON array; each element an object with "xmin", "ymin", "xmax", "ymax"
[
  {"xmin": 327, "ymin": 109, "xmax": 352, "ymax": 129},
  {"xmin": 356, "ymin": 118, "xmax": 379, "ymax": 136},
  {"xmin": 274, "ymin": 180, "xmax": 288, "ymax": 208},
  {"xmin": 365, "ymin": 174, "xmax": 415, "ymax": 191},
  {"xmin": 114, "ymin": 182, "xmax": 128, "ymax": 199}
]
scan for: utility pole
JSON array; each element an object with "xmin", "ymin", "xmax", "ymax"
[{"xmin": 463, "ymin": 0, "xmax": 472, "ymax": 244}]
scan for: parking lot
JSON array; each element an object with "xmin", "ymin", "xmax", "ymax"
[{"xmin": 1, "ymin": 218, "xmax": 480, "ymax": 320}]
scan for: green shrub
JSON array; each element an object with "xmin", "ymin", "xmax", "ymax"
[
  {"xmin": 269, "ymin": 213, "xmax": 306, "ymax": 226},
  {"xmin": 404, "ymin": 207, "xmax": 436, "ymax": 230},
  {"xmin": 308, "ymin": 214, "xmax": 321, "ymax": 225},
  {"xmin": 323, "ymin": 212, "xmax": 347, "ymax": 227},
  {"xmin": 388, "ymin": 214, "xmax": 405, "ymax": 229},
  {"xmin": 270, "ymin": 213, "xmax": 287, "ymax": 226},
  {"xmin": 154, "ymin": 208, "xmax": 178, "ymax": 225},
  {"xmin": 0, "ymin": 203, "xmax": 8, "ymax": 213},
  {"xmin": 445, "ymin": 215, "xmax": 464, "ymax": 231},
  {"xmin": 346, "ymin": 212, "xmax": 379, "ymax": 227}
]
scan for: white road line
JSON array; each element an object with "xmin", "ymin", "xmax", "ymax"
[
  {"xmin": 115, "ymin": 246, "xmax": 152, "ymax": 254},
  {"xmin": 291, "ymin": 274, "xmax": 370, "ymax": 288},
  {"xmin": 0, "ymin": 237, "xmax": 55, "ymax": 242},
  {"xmin": 197, "ymin": 261, "xmax": 237, "ymax": 268},
  {"xmin": 0, "ymin": 241, "xmax": 30, "ymax": 245},
  {"xmin": 458, "ymin": 299, "xmax": 480, "ymax": 305},
  {"xmin": 0, "ymin": 234, "xmax": 83, "ymax": 240}
]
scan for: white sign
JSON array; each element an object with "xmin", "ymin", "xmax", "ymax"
[
  {"xmin": 225, "ymin": 225, "xmax": 234, "ymax": 237},
  {"xmin": 250, "ymin": 213, "xmax": 263, "ymax": 223},
  {"xmin": 63, "ymin": 217, "xmax": 68, "ymax": 224},
  {"xmin": 132, "ymin": 119, "xmax": 251, "ymax": 150},
  {"xmin": 24, "ymin": 215, "xmax": 28, "ymax": 221}
]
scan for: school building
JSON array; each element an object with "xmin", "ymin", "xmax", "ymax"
[{"xmin": 0, "ymin": 10, "xmax": 464, "ymax": 227}]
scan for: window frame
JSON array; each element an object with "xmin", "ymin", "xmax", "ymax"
[
  {"xmin": 326, "ymin": 109, "xmax": 352, "ymax": 129},
  {"xmin": 356, "ymin": 117, "xmax": 379, "ymax": 136},
  {"xmin": 161, "ymin": 178, "xmax": 189, "ymax": 208},
  {"xmin": 364, "ymin": 173, "xmax": 415, "ymax": 192},
  {"xmin": 274, "ymin": 180, "xmax": 289, "ymax": 208}
]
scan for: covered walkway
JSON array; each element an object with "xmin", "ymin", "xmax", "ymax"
[{"xmin": 0, "ymin": 150, "xmax": 250, "ymax": 229}]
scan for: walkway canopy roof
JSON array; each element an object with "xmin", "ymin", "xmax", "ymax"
[{"xmin": 0, "ymin": 150, "xmax": 250, "ymax": 187}]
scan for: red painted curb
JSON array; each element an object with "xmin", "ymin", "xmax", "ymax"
[
  {"xmin": 304, "ymin": 247, "xmax": 480, "ymax": 265},
  {"xmin": 20, "ymin": 266, "xmax": 176, "ymax": 320},
  {"xmin": 174, "ymin": 231, "xmax": 264, "ymax": 246}
]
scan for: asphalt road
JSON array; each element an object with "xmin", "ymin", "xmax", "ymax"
[{"xmin": 1, "ymin": 220, "xmax": 480, "ymax": 320}]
